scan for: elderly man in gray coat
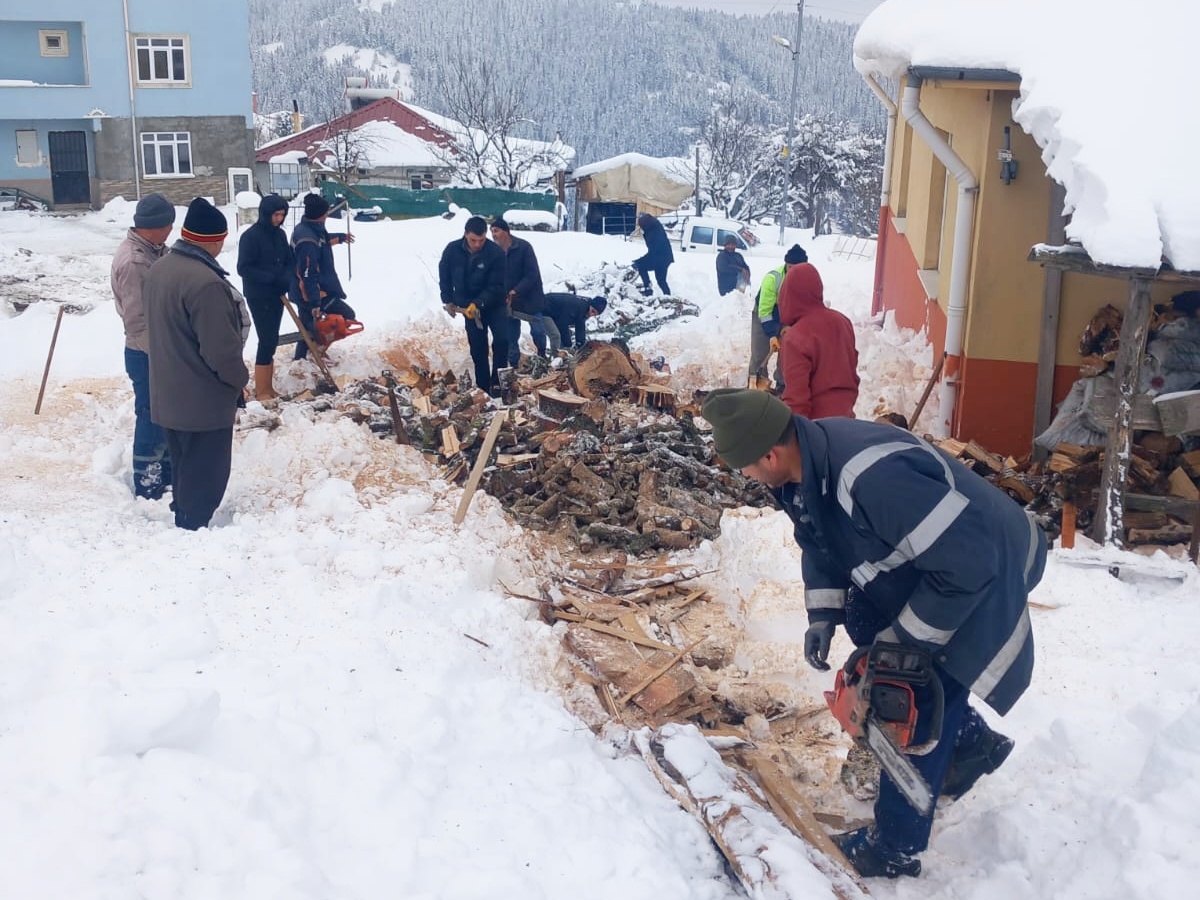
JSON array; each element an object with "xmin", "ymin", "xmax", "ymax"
[
  {"xmin": 144, "ymin": 197, "xmax": 250, "ymax": 530},
  {"xmin": 111, "ymin": 193, "xmax": 175, "ymax": 499}
]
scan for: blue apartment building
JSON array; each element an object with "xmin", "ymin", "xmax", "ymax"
[{"xmin": 0, "ymin": 0, "xmax": 255, "ymax": 209}]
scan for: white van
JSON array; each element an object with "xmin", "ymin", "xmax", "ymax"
[{"xmin": 677, "ymin": 216, "xmax": 757, "ymax": 253}]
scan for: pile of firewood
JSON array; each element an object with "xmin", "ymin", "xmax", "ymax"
[
  {"xmin": 932, "ymin": 435, "xmax": 1200, "ymax": 553},
  {"xmin": 329, "ymin": 341, "xmax": 775, "ymax": 552}
]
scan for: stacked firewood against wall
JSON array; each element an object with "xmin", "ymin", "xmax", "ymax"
[{"xmin": 938, "ymin": 291, "xmax": 1200, "ymax": 558}]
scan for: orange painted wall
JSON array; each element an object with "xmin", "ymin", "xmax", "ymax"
[
  {"xmin": 957, "ymin": 358, "xmax": 1081, "ymax": 455},
  {"xmin": 880, "ymin": 214, "xmax": 947, "ymax": 356}
]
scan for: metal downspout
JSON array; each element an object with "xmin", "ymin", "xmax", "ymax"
[
  {"xmin": 864, "ymin": 74, "xmax": 896, "ymax": 317},
  {"xmin": 900, "ymin": 74, "xmax": 978, "ymax": 438},
  {"xmin": 122, "ymin": 0, "xmax": 141, "ymax": 199}
]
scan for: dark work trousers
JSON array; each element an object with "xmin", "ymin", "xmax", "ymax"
[
  {"xmin": 246, "ymin": 293, "xmax": 286, "ymax": 365},
  {"xmin": 465, "ymin": 305, "xmax": 509, "ymax": 392},
  {"xmin": 634, "ymin": 255, "xmax": 671, "ymax": 295},
  {"xmin": 124, "ymin": 347, "xmax": 171, "ymax": 499},
  {"xmin": 164, "ymin": 427, "xmax": 234, "ymax": 530},
  {"xmin": 507, "ymin": 310, "xmax": 547, "ymax": 365},
  {"xmin": 295, "ymin": 298, "xmax": 356, "ymax": 361},
  {"xmin": 845, "ymin": 596, "xmax": 975, "ymax": 856}
]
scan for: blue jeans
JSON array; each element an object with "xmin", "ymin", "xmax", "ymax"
[{"xmin": 124, "ymin": 347, "xmax": 171, "ymax": 498}]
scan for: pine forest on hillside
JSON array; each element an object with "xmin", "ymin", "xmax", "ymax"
[{"xmin": 248, "ymin": 0, "xmax": 882, "ymax": 165}]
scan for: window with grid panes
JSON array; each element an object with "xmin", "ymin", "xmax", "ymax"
[
  {"xmin": 134, "ymin": 36, "xmax": 188, "ymax": 84},
  {"xmin": 141, "ymin": 132, "xmax": 193, "ymax": 177}
]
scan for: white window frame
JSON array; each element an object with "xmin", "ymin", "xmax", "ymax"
[
  {"xmin": 39, "ymin": 30, "xmax": 69, "ymax": 57},
  {"xmin": 15, "ymin": 130, "xmax": 43, "ymax": 166},
  {"xmin": 133, "ymin": 35, "xmax": 190, "ymax": 86},
  {"xmin": 141, "ymin": 131, "xmax": 194, "ymax": 178}
]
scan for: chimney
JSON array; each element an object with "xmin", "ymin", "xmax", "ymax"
[{"xmin": 291, "ymin": 100, "xmax": 301, "ymax": 134}]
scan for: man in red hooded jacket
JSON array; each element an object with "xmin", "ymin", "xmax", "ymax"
[{"xmin": 777, "ymin": 262, "xmax": 860, "ymax": 418}]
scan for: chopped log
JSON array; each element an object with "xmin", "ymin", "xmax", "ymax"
[
  {"xmin": 636, "ymin": 383, "xmax": 678, "ymax": 413},
  {"xmin": 440, "ymin": 424, "xmax": 460, "ymax": 456},
  {"xmin": 569, "ymin": 341, "xmax": 641, "ymax": 399},
  {"xmin": 495, "ymin": 452, "xmax": 539, "ymax": 467},
  {"xmin": 996, "ymin": 475, "xmax": 1035, "ymax": 504},
  {"xmin": 537, "ymin": 387, "xmax": 590, "ymax": 420},
  {"xmin": 1139, "ymin": 433, "xmax": 1184, "ymax": 456},
  {"xmin": 937, "ymin": 438, "xmax": 968, "ymax": 457},
  {"xmin": 1168, "ymin": 467, "xmax": 1200, "ymax": 501},
  {"xmin": 1127, "ymin": 519, "xmax": 1193, "ymax": 545},
  {"xmin": 412, "ymin": 394, "xmax": 432, "ymax": 415},
  {"xmin": 963, "ymin": 440, "xmax": 1005, "ymax": 475},
  {"xmin": 1182, "ymin": 449, "xmax": 1200, "ymax": 480}
]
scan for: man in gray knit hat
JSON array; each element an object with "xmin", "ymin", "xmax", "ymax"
[
  {"xmin": 701, "ymin": 388, "xmax": 1046, "ymax": 880},
  {"xmin": 111, "ymin": 193, "xmax": 176, "ymax": 500}
]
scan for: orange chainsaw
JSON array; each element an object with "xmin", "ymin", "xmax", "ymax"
[
  {"xmin": 314, "ymin": 312, "xmax": 364, "ymax": 345},
  {"xmin": 825, "ymin": 642, "xmax": 943, "ymax": 814}
]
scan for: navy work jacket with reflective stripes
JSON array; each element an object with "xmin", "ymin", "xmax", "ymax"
[{"xmin": 772, "ymin": 416, "xmax": 1047, "ymax": 715}]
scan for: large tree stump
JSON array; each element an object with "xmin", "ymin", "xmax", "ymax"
[{"xmin": 570, "ymin": 341, "xmax": 641, "ymax": 399}]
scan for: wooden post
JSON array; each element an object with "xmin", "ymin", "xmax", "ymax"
[
  {"xmin": 34, "ymin": 305, "xmax": 66, "ymax": 415},
  {"xmin": 453, "ymin": 413, "xmax": 505, "ymax": 525},
  {"xmin": 1091, "ymin": 277, "xmax": 1153, "ymax": 545},
  {"xmin": 1060, "ymin": 502, "xmax": 1076, "ymax": 550}
]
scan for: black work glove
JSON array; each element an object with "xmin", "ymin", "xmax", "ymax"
[{"xmin": 803, "ymin": 620, "xmax": 836, "ymax": 671}]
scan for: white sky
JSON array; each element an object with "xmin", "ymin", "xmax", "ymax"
[{"xmin": 1, "ymin": 201, "xmax": 1198, "ymax": 898}]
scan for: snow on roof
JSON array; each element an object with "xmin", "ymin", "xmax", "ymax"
[
  {"xmin": 268, "ymin": 149, "xmax": 307, "ymax": 165},
  {"xmin": 334, "ymin": 119, "xmax": 445, "ymax": 169},
  {"xmin": 854, "ymin": 0, "xmax": 1200, "ymax": 272},
  {"xmin": 574, "ymin": 152, "xmax": 693, "ymax": 186}
]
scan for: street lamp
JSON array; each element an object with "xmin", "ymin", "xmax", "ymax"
[{"xmin": 773, "ymin": 1, "xmax": 805, "ymax": 246}]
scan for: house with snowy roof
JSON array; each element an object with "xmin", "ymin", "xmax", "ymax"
[
  {"xmin": 255, "ymin": 79, "xmax": 574, "ymax": 217},
  {"xmin": 855, "ymin": 0, "xmax": 1200, "ymax": 457},
  {"xmin": 0, "ymin": 0, "xmax": 255, "ymax": 209}
]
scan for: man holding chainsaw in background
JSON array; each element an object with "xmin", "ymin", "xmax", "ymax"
[
  {"xmin": 701, "ymin": 388, "xmax": 1047, "ymax": 880},
  {"xmin": 438, "ymin": 215, "xmax": 508, "ymax": 395},
  {"xmin": 290, "ymin": 192, "xmax": 356, "ymax": 362}
]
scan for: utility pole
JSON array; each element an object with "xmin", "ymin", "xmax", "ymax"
[{"xmin": 776, "ymin": 1, "xmax": 805, "ymax": 246}]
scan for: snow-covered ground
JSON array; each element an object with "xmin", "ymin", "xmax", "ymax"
[{"xmin": 1, "ymin": 203, "xmax": 1197, "ymax": 899}]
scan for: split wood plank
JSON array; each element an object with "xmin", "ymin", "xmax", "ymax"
[
  {"xmin": 453, "ymin": 413, "xmax": 505, "ymax": 525},
  {"xmin": 552, "ymin": 611, "xmax": 678, "ymax": 652},
  {"xmin": 440, "ymin": 424, "xmax": 461, "ymax": 456},
  {"xmin": 741, "ymin": 751, "xmax": 869, "ymax": 900},
  {"xmin": 1168, "ymin": 467, "xmax": 1200, "ymax": 501},
  {"xmin": 616, "ymin": 638, "xmax": 703, "ymax": 707},
  {"xmin": 412, "ymin": 394, "xmax": 432, "ymax": 415}
]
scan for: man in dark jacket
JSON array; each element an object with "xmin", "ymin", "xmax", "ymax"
[
  {"xmin": 490, "ymin": 216, "xmax": 546, "ymax": 366},
  {"xmin": 289, "ymin": 192, "xmax": 356, "ymax": 361},
  {"xmin": 702, "ymin": 389, "xmax": 1046, "ymax": 880},
  {"xmin": 438, "ymin": 215, "xmax": 508, "ymax": 393},
  {"xmin": 544, "ymin": 293, "xmax": 606, "ymax": 353},
  {"xmin": 111, "ymin": 192, "xmax": 175, "ymax": 500},
  {"xmin": 236, "ymin": 194, "xmax": 292, "ymax": 399},
  {"xmin": 715, "ymin": 236, "xmax": 751, "ymax": 296},
  {"xmin": 144, "ymin": 198, "xmax": 250, "ymax": 530},
  {"xmin": 632, "ymin": 212, "xmax": 674, "ymax": 296}
]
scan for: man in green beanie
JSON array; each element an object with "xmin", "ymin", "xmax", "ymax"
[{"xmin": 701, "ymin": 387, "xmax": 1047, "ymax": 880}]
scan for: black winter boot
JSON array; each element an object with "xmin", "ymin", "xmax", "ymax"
[
  {"xmin": 941, "ymin": 728, "xmax": 1015, "ymax": 801},
  {"xmin": 833, "ymin": 827, "xmax": 921, "ymax": 879}
]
